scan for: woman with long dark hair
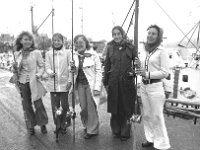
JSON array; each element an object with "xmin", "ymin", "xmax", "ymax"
[
  {"xmin": 13, "ymin": 31, "xmax": 48, "ymax": 135},
  {"xmin": 103, "ymin": 26, "xmax": 137, "ymax": 141}
]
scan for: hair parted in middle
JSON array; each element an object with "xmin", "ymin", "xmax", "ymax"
[
  {"xmin": 111, "ymin": 25, "xmax": 127, "ymax": 39},
  {"xmin": 147, "ymin": 24, "xmax": 164, "ymax": 45},
  {"xmin": 52, "ymin": 33, "xmax": 64, "ymax": 43},
  {"xmin": 74, "ymin": 34, "xmax": 91, "ymax": 50},
  {"xmin": 15, "ymin": 31, "xmax": 35, "ymax": 51}
]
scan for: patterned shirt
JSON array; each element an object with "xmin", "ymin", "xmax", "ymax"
[{"xmin": 76, "ymin": 55, "xmax": 88, "ymax": 85}]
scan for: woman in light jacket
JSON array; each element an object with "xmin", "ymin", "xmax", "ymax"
[
  {"xmin": 13, "ymin": 31, "xmax": 48, "ymax": 135},
  {"xmin": 136, "ymin": 25, "xmax": 171, "ymax": 150},
  {"xmin": 71, "ymin": 34, "xmax": 102, "ymax": 139},
  {"xmin": 45, "ymin": 33, "xmax": 72, "ymax": 134}
]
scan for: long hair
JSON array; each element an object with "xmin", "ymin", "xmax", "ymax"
[
  {"xmin": 15, "ymin": 31, "xmax": 35, "ymax": 51},
  {"xmin": 147, "ymin": 24, "xmax": 163, "ymax": 45},
  {"xmin": 112, "ymin": 26, "xmax": 127, "ymax": 40},
  {"xmin": 145, "ymin": 24, "xmax": 164, "ymax": 52},
  {"xmin": 74, "ymin": 34, "xmax": 90, "ymax": 50}
]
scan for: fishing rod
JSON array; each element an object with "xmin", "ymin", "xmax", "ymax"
[
  {"xmin": 50, "ymin": 0, "xmax": 59, "ymax": 143},
  {"xmin": 132, "ymin": 1, "xmax": 140, "ymax": 150},
  {"xmin": 11, "ymin": 49, "xmax": 30, "ymax": 130},
  {"xmin": 71, "ymin": 0, "xmax": 76, "ymax": 144}
]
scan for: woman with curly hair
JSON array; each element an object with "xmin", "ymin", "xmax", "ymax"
[{"xmin": 12, "ymin": 31, "xmax": 48, "ymax": 135}]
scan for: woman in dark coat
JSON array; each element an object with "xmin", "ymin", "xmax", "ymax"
[{"xmin": 103, "ymin": 26, "xmax": 137, "ymax": 141}]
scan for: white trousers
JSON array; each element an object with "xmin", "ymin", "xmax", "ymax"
[{"xmin": 140, "ymin": 82, "xmax": 170, "ymax": 150}]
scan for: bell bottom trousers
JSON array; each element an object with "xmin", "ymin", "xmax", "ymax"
[
  {"xmin": 110, "ymin": 113, "xmax": 132, "ymax": 138},
  {"xmin": 50, "ymin": 92, "xmax": 71, "ymax": 129},
  {"xmin": 140, "ymin": 82, "xmax": 170, "ymax": 150},
  {"xmin": 77, "ymin": 83, "xmax": 99, "ymax": 134},
  {"xmin": 20, "ymin": 82, "xmax": 48, "ymax": 129}
]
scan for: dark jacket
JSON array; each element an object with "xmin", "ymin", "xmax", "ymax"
[{"xmin": 103, "ymin": 40, "xmax": 137, "ymax": 117}]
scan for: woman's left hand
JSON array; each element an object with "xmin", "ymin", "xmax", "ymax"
[
  {"xmin": 36, "ymin": 73, "xmax": 41, "ymax": 79},
  {"xmin": 93, "ymin": 90, "xmax": 101, "ymax": 96},
  {"xmin": 136, "ymin": 68, "xmax": 146, "ymax": 77},
  {"xmin": 66, "ymin": 82, "xmax": 72, "ymax": 91}
]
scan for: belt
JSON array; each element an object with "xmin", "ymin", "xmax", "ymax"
[{"xmin": 142, "ymin": 79, "xmax": 161, "ymax": 85}]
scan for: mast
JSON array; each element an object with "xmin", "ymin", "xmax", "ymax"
[
  {"xmin": 30, "ymin": 6, "xmax": 34, "ymax": 34},
  {"xmin": 134, "ymin": 0, "xmax": 139, "ymax": 52}
]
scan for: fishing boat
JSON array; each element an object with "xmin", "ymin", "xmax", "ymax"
[{"xmin": 163, "ymin": 24, "xmax": 200, "ymax": 123}]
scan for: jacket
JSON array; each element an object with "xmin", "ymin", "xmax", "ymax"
[
  {"xmin": 70, "ymin": 49, "xmax": 102, "ymax": 106},
  {"xmin": 14, "ymin": 49, "xmax": 46, "ymax": 102},
  {"xmin": 45, "ymin": 47, "xmax": 73, "ymax": 92}
]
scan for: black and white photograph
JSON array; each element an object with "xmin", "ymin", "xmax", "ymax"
[{"xmin": 0, "ymin": 0, "xmax": 200, "ymax": 150}]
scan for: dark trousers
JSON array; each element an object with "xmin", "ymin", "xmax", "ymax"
[
  {"xmin": 50, "ymin": 92, "xmax": 70, "ymax": 129},
  {"xmin": 20, "ymin": 82, "xmax": 48, "ymax": 129},
  {"xmin": 110, "ymin": 113, "xmax": 132, "ymax": 138}
]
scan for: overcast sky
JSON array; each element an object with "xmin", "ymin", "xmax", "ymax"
[{"xmin": 0, "ymin": 0, "xmax": 200, "ymax": 44}]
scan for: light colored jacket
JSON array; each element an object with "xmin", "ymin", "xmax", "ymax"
[
  {"xmin": 14, "ymin": 49, "xmax": 46, "ymax": 102},
  {"xmin": 45, "ymin": 47, "xmax": 73, "ymax": 92},
  {"xmin": 70, "ymin": 49, "xmax": 102, "ymax": 106},
  {"xmin": 140, "ymin": 46, "xmax": 169, "ymax": 79}
]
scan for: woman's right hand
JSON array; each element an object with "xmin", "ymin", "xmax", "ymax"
[
  {"xmin": 13, "ymin": 62, "xmax": 18, "ymax": 69},
  {"xmin": 12, "ymin": 62, "xmax": 18, "ymax": 73},
  {"xmin": 69, "ymin": 60, "xmax": 76, "ymax": 73},
  {"xmin": 50, "ymin": 72, "xmax": 57, "ymax": 78}
]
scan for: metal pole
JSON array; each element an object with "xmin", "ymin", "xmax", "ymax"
[
  {"xmin": 52, "ymin": 5, "xmax": 56, "ymax": 92},
  {"xmin": 133, "ymin": 0, "xmax": 139, "ymax": 150},
  {"xmin": 71, "ymin": 0, "xmax": 76, "ymax": 144},
  {"xmin": 30, "ymin": 6, "xmax": 34, "ymax": 34},
  {"xmin": 51, "ymin": 1, "xmax": 58, "ymax": 142},
  {"xmin": 134, "ymin": 0, "xmax": 139, "ymax": 53}
]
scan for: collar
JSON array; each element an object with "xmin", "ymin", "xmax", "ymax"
[
  {"xmin": 52, "ymin": 47, "xmax": 64, "ymax": 55},
  {"xmin": 74, "ymin": 49, "xmax": 94, "ymax": 57}
]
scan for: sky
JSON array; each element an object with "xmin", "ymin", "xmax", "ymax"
[{"xmin": 0, "ymin": 0, "xmax": 200, "ymax": 44}]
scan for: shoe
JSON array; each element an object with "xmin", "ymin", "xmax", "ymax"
[
  {"xmin": 41, "ymin": 125, "xmax": 47, "ymax": 134},
  {"xmin": 84, "ymin": 133, "xmax": 98, "ymax": 139},
  {"xmin": 84, "ymin": 128, "xmax": 87, "ymax": 133},
  {"xmin": 141, "ymin": 141, "xmax": 153, "ymax": 147},
  {"xmin": 113, "ymin": 133, "xmax": 120, "ymax": 138},
  {"xmin": 60, "ymin": 127, "xmax": 67, "ymax": 135},
  {"xmin": 120, "ymin": 136, "xmax": 130, "ymax": 141},
  {"xmin": 29, "ymin": 128, "xmax": 35, "ymax": 135}
]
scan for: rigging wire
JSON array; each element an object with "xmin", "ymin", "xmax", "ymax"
[
  {"xmin": 121, "ymin": 0, "xmax": 136, "ymax": 27},
  {"xmin": 186, "ymin": 24, "xmax": 198, "ymax": 48},
  {"xmin": 153, "ymin": 0, "xmax": 197, "ymax": 49},
  {"xmin": 196, "ymin": 24, "xmax": 200, "ymax": 49},
  {"xmin": 126, "ymin": 9, "xmax": 135, "ymax": 36},
  {"xmin": 34, "ymin": 10, "xmax": 54, "ymax": 34},
  {"xmin": 178, "ymin": 21, "xmax": 199, "ymax": 48}
]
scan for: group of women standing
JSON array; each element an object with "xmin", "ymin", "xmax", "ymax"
[{"xmin": 12, "ymin": 24, "xmax": 171, "ymax": 150}]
